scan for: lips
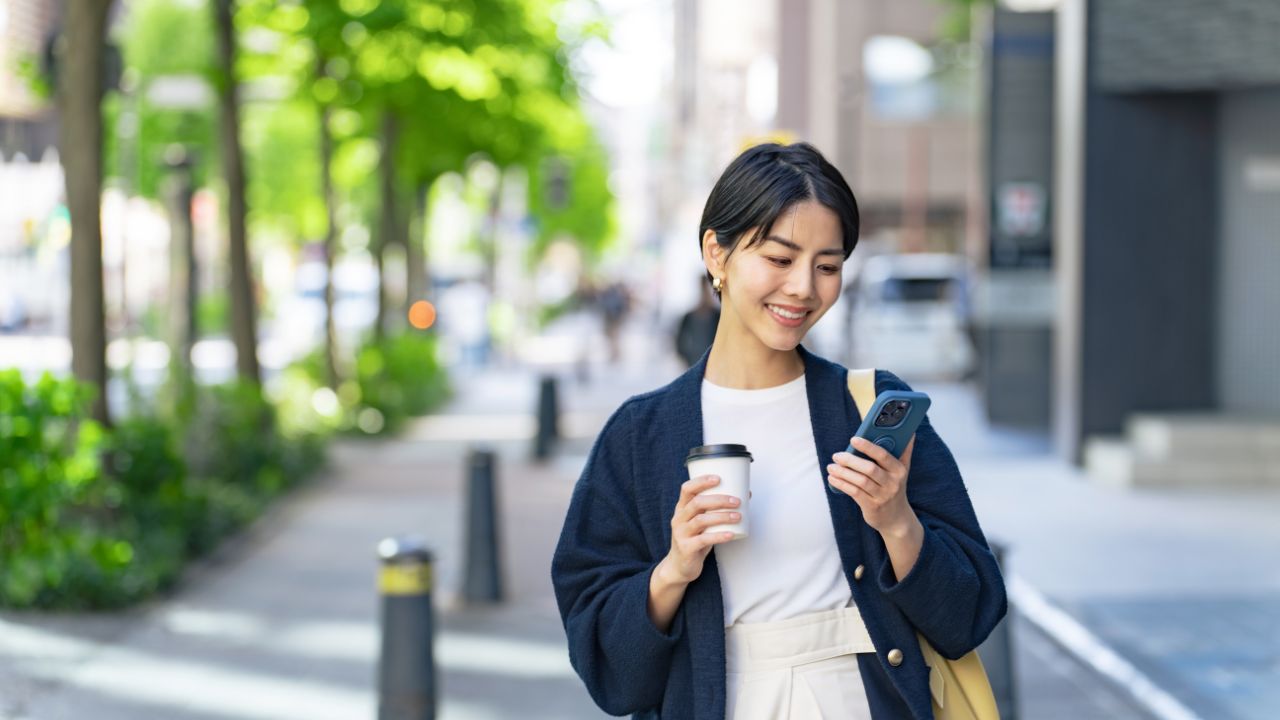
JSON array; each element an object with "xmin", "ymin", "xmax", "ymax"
[{"xmin": 766, "ymin": 303, "xmax": 810, "ymax": 327}]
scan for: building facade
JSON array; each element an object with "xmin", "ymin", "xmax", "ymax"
[{"xmin": 1054, "ymin": 0, "xmax": 1280, "ymax": 461}]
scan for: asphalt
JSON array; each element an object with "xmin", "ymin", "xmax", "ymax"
[{"xmin": 3, "ymin": 321, "xmax": 1274, "ymax": 719}]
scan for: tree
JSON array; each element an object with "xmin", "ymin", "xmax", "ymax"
[
  {"xmin": 107, "ymin": 0, "xmax": 217, "ymax": 397},
  {"xmin": 212, "ymin": 0, "xmax": 261, "ymax": 385},
  {"xmin": 58, "ymin": 0, "xmax": 116, "ymax": 425},
  {"xmin": 316, "ymin": 57, "xmax": 341, "ymax": 388}
]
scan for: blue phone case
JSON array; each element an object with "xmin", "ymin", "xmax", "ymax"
[{"xmin": 848, "ymin": 390, "xmax": 930, "ymax": 459}]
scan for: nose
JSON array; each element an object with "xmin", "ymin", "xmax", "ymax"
[{"xmin": 783, "ymin": 264, "xmax": 818, "ymax": 301}]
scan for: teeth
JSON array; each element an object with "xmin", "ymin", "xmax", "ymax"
[{"xmin": 768, "ymin": 304, "xmax": 807, "ymax": 320}]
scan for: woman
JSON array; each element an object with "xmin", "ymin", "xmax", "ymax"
[{"xmin": 551, "ymin": 142, "xmax": 1006, "ymax": 719}]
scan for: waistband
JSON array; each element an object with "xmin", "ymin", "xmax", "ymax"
[{"xmin": 725, "ymin": 606, "xmax": 877, "ymax": 673}]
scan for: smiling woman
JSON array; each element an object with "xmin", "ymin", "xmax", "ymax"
[
  {"xmin": 698, "ymin": 143, "xmax": 858, "ymax": 388},
  {"xmin": 552, "ymin": 142, "xmax": 1007, "ymax": 720}
]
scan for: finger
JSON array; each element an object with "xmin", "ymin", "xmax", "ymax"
[
  {"xmin": 828, "ymin": 467, "xmax": 881, "ymax": 498},
  {"xmin": 827, "ymin": 472, "xmax": 866, "ymax": 502},
  {"xmin": 829, "ymin": 458, "xmax": 885, "ymax": 491},
  {"xmin": 687, "ymin": 511, "xmax": 741, "ymax": 533},
  {"xmin": 850, "ymin": 437, "xmax": 904, "ymax": 473},
  {"xmin": 678, "ymin": 475, "xmax": 720, "ymax": 507},
  {"xmin": 679, "ymin": 493, "xmax": 740, "ymax": 522},
  {"xmin": 692, "ymin": 530, "xmax": 737, "ymax": 549},
  {"xmin": 831, "ymin": 452, "xmax": 883, "ymax": 481}
]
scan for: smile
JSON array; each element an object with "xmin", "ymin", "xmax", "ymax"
[{"xmin": 766, "ymin": 304, "xmax": 810, "ymax": 326}]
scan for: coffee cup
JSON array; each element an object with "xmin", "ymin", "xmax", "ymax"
[{"xmin": 684, "ymin": 444, "xmax": 753, "ymax": 539}]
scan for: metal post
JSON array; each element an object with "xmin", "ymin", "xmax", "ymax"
[
  {"xmin": 534, "ymin": 374, "xmax": 560, "ymax": 460},
  {"xmin": 980, "ymin": 540, "xmax": 1018, "ymax": 720},
  {"xmin": 463, "ymin": 447, "xmax": 503, "ymax": 603},
  {"xmin": 377, "ymin": 537, "xmax": 436, "ymax": 720}
]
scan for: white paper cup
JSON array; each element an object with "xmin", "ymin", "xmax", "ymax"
[{"xmin": 684, "ymin": 444, "xmax": 753, "ymax": 539}]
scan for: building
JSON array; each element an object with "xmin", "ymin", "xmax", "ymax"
[
  {"xmin": 0, "ymin": 0, "xmax": 57, "ymax": 159},
  {"xmin": 1053, "ymin": 0, "xmax": 1280, "ymax": 475},
  {"xmin": 658, "ymin": 0, "xmax": 983, "ymax": 361},
  {"xmin": 0, "ymin": 0, "xmax": 62, "ymax": 332},
  {"xmin": 777, "ymin": 0, "xmax": 982, "ymax": 256}
]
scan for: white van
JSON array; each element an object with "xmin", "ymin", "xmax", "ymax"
[{"xmin": 849, "ymin": 253, "xmax": 975, "ymax": 380}]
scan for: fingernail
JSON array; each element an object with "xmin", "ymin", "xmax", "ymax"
[
  {"xmin": 730, "ymin": 513, "xmax": 740, "ymax": 520},
  {"xmin": 730, "ymin": 497, "xmax": 740, "ymax": 506}
]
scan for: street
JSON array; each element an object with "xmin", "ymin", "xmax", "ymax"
[{"xmin": 1, "ymin": 321, "xmax": 1233, "ymax": 719}]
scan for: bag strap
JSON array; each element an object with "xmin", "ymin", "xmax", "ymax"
[
  {"xmin": 847, "ymin": 364, "xmax": 1001, "ymax": 718},
  {"xmin": 846, "ymin": 368, "xmax": 876, "ymax": 420}
]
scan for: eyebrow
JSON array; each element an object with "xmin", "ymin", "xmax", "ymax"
[{"xmin": 763, "ymin": 235, "xmax": 845, "ymax": 257}]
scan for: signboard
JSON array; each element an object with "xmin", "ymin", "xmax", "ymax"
[{"xmin": 997, "ymin": 182, "xmax": 1046, "ymax": 237}]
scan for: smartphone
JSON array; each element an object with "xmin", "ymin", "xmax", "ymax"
[{"xmin": 847, "ymin": 390, "xmax": 931, "ymax": 460}]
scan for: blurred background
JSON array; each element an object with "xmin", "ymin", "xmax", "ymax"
[{"xmin": 1, "ymin": 0, "xmax": 1278, "ymax": 718}]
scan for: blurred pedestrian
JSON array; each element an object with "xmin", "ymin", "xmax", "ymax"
[
  {"xmin": 599, "ymin": 280, "xmax": 630, "ymax": 364},
  {"xmin": 552, "ymin": 142, "xmax": 1006, "ymax": 719},
  {"xmin": 674, "ymin": 275, "xmax": 719, "ymax": 367}
]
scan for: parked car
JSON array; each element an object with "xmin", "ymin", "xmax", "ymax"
[{"xmin": 849, "ymin": 253, "xmax": 975, "ymax": 380}]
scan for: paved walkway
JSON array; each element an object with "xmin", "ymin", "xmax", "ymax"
[
  {"xmin": 917, "ymin": 380, "xmax": 1280, "ymax": 720},
  {"xmin": 5, "ymin": 323, "xmax": 1273, "ymax": 718}
]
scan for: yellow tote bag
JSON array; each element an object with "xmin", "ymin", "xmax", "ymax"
[{"xmin": 846, "ymin": 368, "xmax": 1000, "ymax": 720}]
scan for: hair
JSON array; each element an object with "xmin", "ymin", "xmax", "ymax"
[{"xmin": 699, "ymin": 142, "xmax": 860, "ymax": 297}]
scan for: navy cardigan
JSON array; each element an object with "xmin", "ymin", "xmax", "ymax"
[{"xmin": 551, "ymin": 345, "xmax": 1007, "ymax": 719}]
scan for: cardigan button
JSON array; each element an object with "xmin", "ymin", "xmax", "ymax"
[
  {"xmin": 854, "ymin": 564, "xmax": 865, "ymax": 581},
  {"xmin": 887, "ymin": 648, "xmax": 904, "ymax": 666}
]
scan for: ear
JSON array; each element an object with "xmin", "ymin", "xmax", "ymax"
[{"xmin": 702, "ymin": 229, "xmax": 726, "ymax": 281}]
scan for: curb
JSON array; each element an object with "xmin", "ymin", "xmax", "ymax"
[{"xmin": 1007, "ymin": 573, "xmax": 1202, "ymax": 720}]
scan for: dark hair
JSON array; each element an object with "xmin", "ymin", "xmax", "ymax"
[{"xmin": 699, "ymin": 142, "xmax": 860, "ymax": 296}]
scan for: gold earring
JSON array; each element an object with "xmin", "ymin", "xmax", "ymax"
[{"xmin": 713, "ymin": 277, "xmax": 723, "ymax": 291}]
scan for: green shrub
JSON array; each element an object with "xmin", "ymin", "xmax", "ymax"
[
  {"xmin": 0, "ymin": 371, "xmax": 120, "ymax": 607},
  {"xmin": 0, "ymin": 371, "xmax": 328, "ymax": 610},
  {"xmin": 355, "ymin": 333, "xmax": 451, "ymax": 433},
  {"xmin": 286, "ymin": 332, "xmax": 451, "ymax": 436}
]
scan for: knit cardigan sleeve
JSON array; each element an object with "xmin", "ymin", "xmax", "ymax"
[
  {"xmin": 551, "ymin": 400, "xmax": 681, "ymax": 716},
  {"xmin": 873, "ymin": 371, "xmax": 1008, "ymax": 660}
]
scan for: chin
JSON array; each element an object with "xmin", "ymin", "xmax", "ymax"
[{"xmin": 760, "ymin": 328, "xmax": 806, "ymax": 352}]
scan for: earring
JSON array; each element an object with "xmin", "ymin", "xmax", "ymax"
[{"xmin": 712, "ymin": 277, "xmax": 723, "ymax": 292}]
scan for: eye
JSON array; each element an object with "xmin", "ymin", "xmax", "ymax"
[
  {"xmin": 767, "ymin": 257, "xmax": 792, "ymax": 267},
  {"xmin": 820, "ymin": 265, "xmax": 840, "ymax": 275}
]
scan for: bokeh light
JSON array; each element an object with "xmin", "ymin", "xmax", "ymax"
[{"xmin": 408, "ymin": 300, "xmax": 437, "ymax": 330}]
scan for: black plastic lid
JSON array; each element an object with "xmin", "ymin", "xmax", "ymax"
[{"xmin": 684, "ymin": 444, "xmax": 753, "ymax": 466}]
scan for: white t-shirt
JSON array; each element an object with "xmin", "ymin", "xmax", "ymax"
[{"xmin": 701, "ymin": 373, "xmax": 855, "ymax": 627}]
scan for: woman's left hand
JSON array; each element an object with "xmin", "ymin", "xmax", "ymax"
[{"xmin": 828, "ymin": 436, "xmax": 917, "ymax": 536}]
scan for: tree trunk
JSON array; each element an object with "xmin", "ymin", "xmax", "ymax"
[
  {"xmin": 165, "ymin": 160, "xmax": 197, "ymax": 386},
  {"xmin": 213, "ymin": 0, "xmax": 260, "ymax": 385},
  {"xmin": 57, "ymin": 0, "xmax": 113, "ymax": 425},
  {"xmin": 406, "ymin": 183, "xmax": 428, "ymax": 305},
  {"xmin": 375, "ymin": 110, "xmax": 400, "ymax": 340},
  {"xmin": 482, "ymin": 178, "xmax": 502, "ymax": 293},
  {"xmin": 317, "ymin": 58, "xmax": 339, "ymax": 389}
]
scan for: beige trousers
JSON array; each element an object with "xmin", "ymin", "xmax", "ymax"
[{"xmin": 725, "ymin": 606, "xmax": 877, "ymax": 720}]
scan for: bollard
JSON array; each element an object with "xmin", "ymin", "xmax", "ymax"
[
  {"xmin": 979, "ymin": 541, "xmax": 1018, "ymax": 720},
  {"xmin": 463, "ymin": 447, "xmax": 503, "ymax": 603},
  {"xmin": 377, "ymin": 536, "xmax": 436, "ymax": 720},
  {"xmin": 534, "ymin": 375, "xmax": 560, "ymax": 460}
]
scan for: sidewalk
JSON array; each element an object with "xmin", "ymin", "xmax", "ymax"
[
  {"xmin": 3, "ymin": 323, "xmax": 1270, "ymax": 718},
  {"xmin": 918, "ymin": 380, "xmax": 1280, "ymax": 720}
]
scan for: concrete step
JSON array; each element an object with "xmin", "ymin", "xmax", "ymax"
[
  {"xmin": 1127, "ymin": 413, "xmax": 1280, "ymax": 461},
  {"xmin": 1085, "ymin": 435, "xmax": 1280, "ymax": 488}
]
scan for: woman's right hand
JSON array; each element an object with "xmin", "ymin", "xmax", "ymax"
[{"xmin": 659, "ymin": 474, "xmax": 741, "ymax": 585}]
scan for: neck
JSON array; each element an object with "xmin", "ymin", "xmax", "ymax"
[{"xmin": 703, "ymin": 316, "xmax": 805, "ymax": 389}]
